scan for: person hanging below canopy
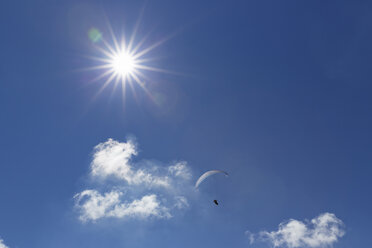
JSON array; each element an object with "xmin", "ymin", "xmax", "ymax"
[{"xmin": 195, "ymin": 170, "xmax": 228, "ymax": 206}]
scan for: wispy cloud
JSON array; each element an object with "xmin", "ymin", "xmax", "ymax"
[
  {"xmin": 168, "ymin": 162, "xmax": 192, "ymax": 180},
  {"xmin": 0, "ymin": 238, "xmax": 9, "ymax": 248},
  {"xmin": 246, "ymin": 213, "xmax": 345, "ymax": 248},
  {"xmin": 173, "ymin": 196, "xmax": 189, "ymax": 209},
  {"xmin": 74, "ymin": 138, "xmax": 192, "ymax": 222}
]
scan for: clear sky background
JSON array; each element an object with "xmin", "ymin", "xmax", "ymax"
[{"xmin": 0, "ymin": 0, "xmax": 371, "ymax": 247}]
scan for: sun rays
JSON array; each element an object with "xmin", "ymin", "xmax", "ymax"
[{"xmin": 85, "ymin": 19, "xmax": 172, "ymax": 104}]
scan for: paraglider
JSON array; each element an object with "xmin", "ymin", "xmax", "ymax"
[
  {"xmin": 195, "ymin": 170, "xmax": 228, "ymax": 206},
  {"xmin": 195, "ymin": 170, "xmax": 228, "ymax": 189}
]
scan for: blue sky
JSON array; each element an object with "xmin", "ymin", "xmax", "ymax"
[{"xmin": 0, "ymin": 0, "xmax": 371, "ymax": 247}]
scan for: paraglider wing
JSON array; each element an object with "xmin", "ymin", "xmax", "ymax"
[{"xmin": 195, "ymin": 170, "xmax": 228, "ymax": 188}]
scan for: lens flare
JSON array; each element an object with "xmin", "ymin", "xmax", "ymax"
[{"xmin": 88, "ymin": 28, "xmax": 102, "ymax": 43}]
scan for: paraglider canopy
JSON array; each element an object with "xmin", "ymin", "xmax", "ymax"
[{"xmin": 195, "ymin": 170, "xmax": 228, "ymax": 189}]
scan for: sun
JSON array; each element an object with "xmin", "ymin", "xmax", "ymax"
[
  {"xmin": 111, "ymin": 51, "xmax": 136, "ymax": 77},
  {"xmin": 86, "ymin": 23, "xmax": 171, "ymax": 102}
]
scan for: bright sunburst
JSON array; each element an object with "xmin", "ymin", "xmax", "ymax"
[{"xmin": 86, "ymin": 22, "xmax": 171, "ymax": 102}]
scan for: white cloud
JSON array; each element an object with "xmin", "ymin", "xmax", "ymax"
[
  {"xmin": 74, "ymin": 190, "xmax": 170, "ymax": 222},
  {"xmin": 0, "ymin": 238, "xmax": 9, "ymax": 248},
  {"xmin": 90, "ymin": 138, "xmax": 170, "ymax": 187},
  {"xmin": 74, "ymin": 138, "xmax": 193, "ymax": 222},
  {"xmin": 247, "ymin": 213, "xmax": 345, "ymax": 248}
]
